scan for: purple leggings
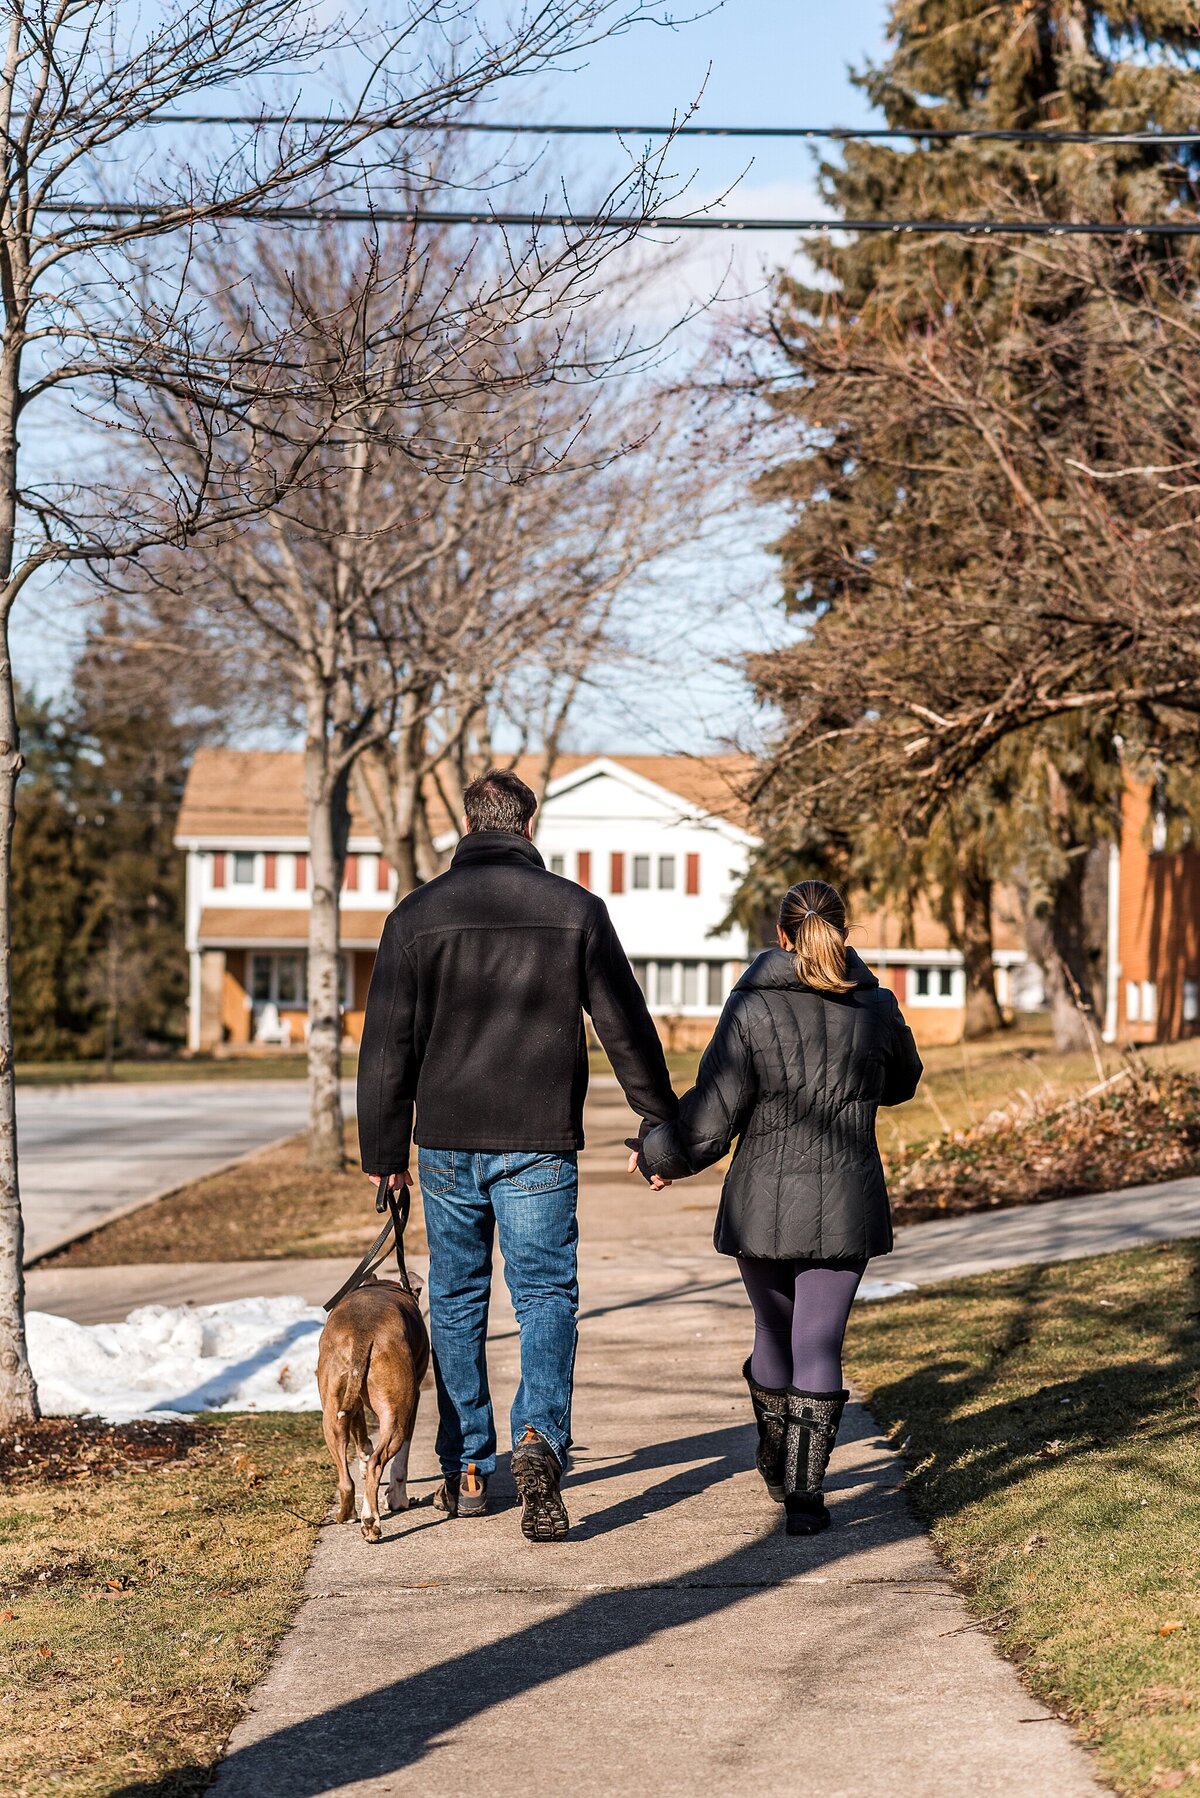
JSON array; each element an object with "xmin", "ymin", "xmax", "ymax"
[{"xmin": 738, "ymin": 1257, "xmax": 866, "ymax": 1392}]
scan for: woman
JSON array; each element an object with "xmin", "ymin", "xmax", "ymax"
[{"xmin": 636, "ymin": 880, "xmax": 923, "ymax": 1536}]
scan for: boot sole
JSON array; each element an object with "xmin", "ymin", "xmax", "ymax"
[{"xmin": 520, "ymin": 1494, "xmax": 570, "ymax": 1542}]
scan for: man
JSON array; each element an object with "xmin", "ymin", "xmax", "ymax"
[{"xmin": 358, "ymin": 768, "xmax": 677, "ymax": 1542}]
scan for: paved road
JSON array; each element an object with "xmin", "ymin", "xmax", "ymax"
[
  {"xmin": 16, "ymin": 1079, "xmax": 354, "ymax": 1264},
  {"xmin": 205, "ymin": 1085, "xmax": 1100, "ymax": 1798}
]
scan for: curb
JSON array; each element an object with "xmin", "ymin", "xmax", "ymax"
[{"xmin": 23, "ymin": 1131, "xmax": 302, "ymax": 1270}]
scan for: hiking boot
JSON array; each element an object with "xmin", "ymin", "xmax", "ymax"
[
  {"xmin": 782, "ymin": 1389, "xmax": 848, "ymax": 1537},
  {"xmin": 744, "ymin": 1357, "xmax": 787, "ymax": 1503},
  {"xmin": 435, "ymin": 1462, "xmax": 488, "ymax": 1518},
  {"xmin": 511, "ymin": 1427, "xmax": 570, "ymax": 1542}
]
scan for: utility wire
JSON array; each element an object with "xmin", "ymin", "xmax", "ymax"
[
  {"xmin": 40, "ymin": 203, "xmax": 1200, "ymax": 236},
  {"xmin": 153, "ymin": 116, "xmax": 1200, "ymax": 145}
]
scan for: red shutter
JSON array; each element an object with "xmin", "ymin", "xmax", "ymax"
[
  {"xmin": 344, "ymin": 854, "xmax": 358, "ymax": 892},
  {"xmin": 577, "ymin": 850, "xmax": 591, "ymax": 891},
  {"xmin": 377, "ymin": 855, "xmax": 391, "ymax": 893},
  {"xmin": 610, "ymin": 851, "xmax": 625, "ymax": 895},
  {"xmin": 294, "ymin": 852, "xmax": 308, "ymax": 891},
  {"xmin": 892, "ymin": 966, "xmax": 907, "ymax": 1004},
  {"xmin": 263, "ymin": 852, "xmax": 277, "ymax": 890},
  {"xmin": 685, "ymin": 852, "xmax": 700, "ymax": 896},
  {"xmin": 211, "ymin": 851, "xmax": 226, "ymax": 889}
]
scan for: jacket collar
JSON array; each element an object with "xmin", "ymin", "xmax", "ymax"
[
  {"xmin": 451, "ymin": 830, "xmax": 546, "ymax": 872},
  {"xmin": 735, "ymin": 945, "xmax": 879, "ymax": 994}
]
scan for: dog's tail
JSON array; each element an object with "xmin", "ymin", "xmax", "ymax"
[{"xmin": 334, "ymin": 1342, "xmax": 372, "ymax": 1420}]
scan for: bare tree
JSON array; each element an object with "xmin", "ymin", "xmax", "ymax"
[
  {"xmin": 0, "ymin": 0, "xmax": 696, "ymax": 1427},
  {"xmin": 128, "ymin": 192, "xmax": 694, "ymax": 1170}
]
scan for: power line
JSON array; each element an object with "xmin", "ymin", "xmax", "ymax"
[
  {"xmin": 40, "ymin": 203, "xmax": 1200, "ymax": 236},
  {"xmin": 155, "ymin": 116, "xmax": 1200, "ymax": 146}
]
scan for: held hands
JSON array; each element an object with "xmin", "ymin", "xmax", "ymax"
[{"xmin": 626, "ymin": 1148, "xmax": 671, "ymax": 1192}]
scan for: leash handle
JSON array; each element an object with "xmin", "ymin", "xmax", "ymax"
[{"xmin": 323, "ymin": 1173, "xmax": 413, "ymax": 1310}]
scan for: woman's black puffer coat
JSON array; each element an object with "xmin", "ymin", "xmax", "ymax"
[{"xmin": 641, "ymin": 946, "xmax": 923, "ymax": 1261}]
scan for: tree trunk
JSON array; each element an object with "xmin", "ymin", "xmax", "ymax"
[
  {"xmin": 0, "ymin": 609, "xmax": 36, "ymax": 1426},
  {"xmin": 1020, "ymin": 858, "xmax": 1098, "ymax": 1052},
  {"xmin": 960, "ymin": 859, "xmax": 1003, "ymax": 1039},
  {"xmin": 305, "ymin": 731, "xmax": 350, "ymax": 1172}
]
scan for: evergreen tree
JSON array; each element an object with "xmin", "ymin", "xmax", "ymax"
[
  {"xmin": 10, "ymin": 692, "xmax": 88, "ymax": 1059},
  {"xmin": 749, "ymin": 0, "xmax": 1199, "ymax": 1047},
  {"xmin": 70, "ymin": 617, "xmax": 194, "ymax": 1064}
]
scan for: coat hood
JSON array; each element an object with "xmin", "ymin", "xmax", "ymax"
[{"xmin": 734, "ymin": 945, "xmax": 879, "ymax": 995}]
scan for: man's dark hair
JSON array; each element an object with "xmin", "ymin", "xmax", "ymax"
[{"xmin": 463, "ymin": 768, "xmax": 538, "ymax": 835}]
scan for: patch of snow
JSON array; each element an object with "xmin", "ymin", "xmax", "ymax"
[
  {"xmin": 27, "ymin": 1295, "xmax": 325, "ymax": 1423},
  {"xmin": 856, "ymin": 1280, "xmax": 919, "ymax": 1303}
]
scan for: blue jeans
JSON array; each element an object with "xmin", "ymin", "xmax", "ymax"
[{"xmin": 418, "ymin": 1147, "xmax": 579, "ymax": 1475}]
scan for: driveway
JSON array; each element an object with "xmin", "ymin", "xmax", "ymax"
[{"xmin": 16, "ymin": 1079, "xmax": 355, "ymax": 1263}]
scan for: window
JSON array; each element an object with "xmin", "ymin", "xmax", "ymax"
[
  {"xmin": 655, "ymin": 962, "xmax": 676, "ymax": 1007},
  {"xmin": 251, "ymin": 955, "xmax": 272, "ymax": 1002},
  {"xmin": 610, "ymin": 851, "xmax": 625, "ymax": 895},
  {"xmin": 232, "ymin": 852, "xmax": 255, "ymax": 885},
  {"xmin": 707, "ymin": 962, "xmax": 725, "ymax": 1007},
  {"xmin": 685, "ymin": 852, "xmax": 700, "ymax": 896},
  {"xmin": 1185, "ymin": 979, "xmax": 1199, "ymax": 1025},
  {"xmin": 576, "ymin": 850, "xmax": 592, "ymax": 890},
  {"xmin": 276, "ymin": 955, "xmax": 302, "ymax": 1005},
  {"xmin": 681, "ymin": 962, "xmax": 700, "ymax": 1007},
  {"xmin": 549, "ymin": 854, "xmax": 565, "ymax": 877},
  {"xmin": 632, "ymin": 960, "xmax": 649, "ymax": 999},
  {"xmin": 1126, "ymin": 980, "xmax": 1141, "ymax": 1024},
  {"xmin": 1141, "ymin": 980, "xmax": 1158, "ymax": 1024},
  {"xmin": 632, "ymin": 855, "xmax": 651, "ymax": 890},
  {"xmin": 211, "ymin": 851, "xmax": 226, "ymax": 889},
  {"xmin": 658, "ymin": 855, "xmax": 676, "ymax": 890},
  {"xmin": 914, "ymin": 967, "xmax": 955, "ymax": 1000}
]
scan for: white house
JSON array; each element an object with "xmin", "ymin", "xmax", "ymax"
[
  {"xmin": 175, "ymin": 748, "xmax": 758, "ymax": 1053},
  {"xmin": 175, "ymin": 746, "xmax": 1033, "ymax": 1053}
]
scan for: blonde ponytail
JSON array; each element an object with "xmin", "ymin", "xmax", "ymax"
[{"xmin": 779, "ymin": 881, "xmax": 854, "ymax": 994}]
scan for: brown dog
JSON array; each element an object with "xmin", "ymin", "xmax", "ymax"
[{"xmin": 316, "ymin": 1276, "xmax": 430, "ymax": 1543}]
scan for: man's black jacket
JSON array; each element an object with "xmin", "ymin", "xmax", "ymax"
[{"xmin": 357, "ymin": 831, "xmax": 678, "ymax": 1173}]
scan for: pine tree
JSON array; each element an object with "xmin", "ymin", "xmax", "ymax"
[
  {"xmin": 750, "ymin": 0, "xmax": 1200, "ymax": 1048},
  {"xmin": 70, "ymin": 618, "xmax": 195, "ymax": 1063},
  {"xmin": 10, "ymin": 692, "xmax": 88, "ymax": 1060}
]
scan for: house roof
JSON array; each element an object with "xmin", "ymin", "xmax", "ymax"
[
  {"xmin": 196, "ymin": 907, "xmax": 391, "ymax": 948},
  {"xmin": 175, "ymin": 747, "xmax": 757, "ymax": 841}
]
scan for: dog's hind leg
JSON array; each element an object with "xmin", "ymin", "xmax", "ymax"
[
  {"xmin": 322, "ymin": 1407, "xmax": 356, "ymax": 1525},
  {"xmin": 385, "ymin": 1395, "xmax": 419, "ymax": 1515}
]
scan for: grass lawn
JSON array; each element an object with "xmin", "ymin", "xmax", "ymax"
[
  {"xmin": 43, "ymin": 1123, "xmax": 427, "ymax": 1268},
  {"xmin": 847, "ymin": 1238, "xmax": 1200, "ymax": 1797},
  {"xmin": 0, "ymin": 1412, "xmax": 329, "ymax": 1798}
]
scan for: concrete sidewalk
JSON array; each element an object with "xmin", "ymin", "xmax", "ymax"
[
  {"xmin": 27, "ymin": 1158, "xmax": 1200, "ymax": 1326},
  {"xmin": 201, "ymin": 1090, "xmax": 1101, "ymax": 1798}
]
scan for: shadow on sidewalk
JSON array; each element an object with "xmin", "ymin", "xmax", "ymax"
[{"xmin": 110, "ymin": 1414, "xmax": 919, "ymax": 1798}]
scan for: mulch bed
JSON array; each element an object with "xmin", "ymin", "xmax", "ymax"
[
  {"xmin": 891, "ymin": 1063, "xmax": 1200, "ymax": 1224},
  {"xmin": 0, "ymin": 1416, "xmax": 211, "ymax": 1484}
]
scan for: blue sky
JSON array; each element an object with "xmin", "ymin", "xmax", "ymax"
[{"xmin": 14, "ymin": 2, "xmax": 893, "ymax": 751}]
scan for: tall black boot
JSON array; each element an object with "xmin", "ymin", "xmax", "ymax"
[
  {"xmin": 782, "ymin": 1388, "xmax": 848, "ymax": 1536},
  {"xmin": 743, "ymin": 1358, "xmax": 788, "ymax": 1503}
]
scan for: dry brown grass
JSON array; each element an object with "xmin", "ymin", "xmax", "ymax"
[{"xmin": 0, "ymin": 1411, "xmax": 330, "ymax": 1798}]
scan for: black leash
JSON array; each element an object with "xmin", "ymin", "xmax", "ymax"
[{"xmin": 322, "ymin": 1177, "xmax": 414, "ymax": 1312}]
